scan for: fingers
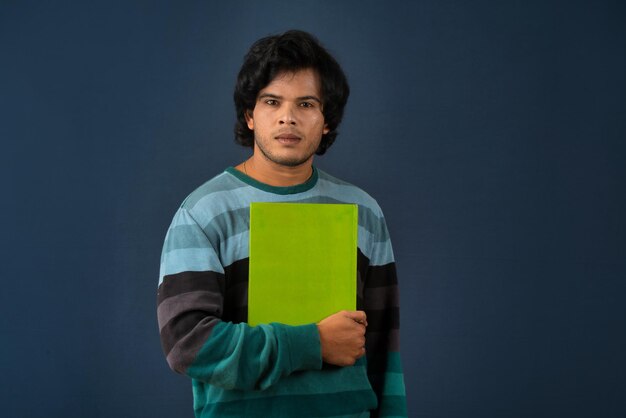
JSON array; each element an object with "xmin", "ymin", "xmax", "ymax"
[
  {"xmin": 341, "ymin": 310, "xmax": 367, "ymax": 326},
  {"xmin": 318, "ymin": 310, "xmax": 369, "ymax": 367},
  {"xmin": 354, "ymin": 343, "xmax": 367, "ymax": 361}
]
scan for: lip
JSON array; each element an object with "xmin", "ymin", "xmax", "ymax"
[
  {"xmin": 275, "ymin": 133, "xmax": 302, "ymax": 145},
  {"xmin": 275, "ymin": 133, "xmax": 301, "ymax": 140}
]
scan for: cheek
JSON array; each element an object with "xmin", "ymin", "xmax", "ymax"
[
  {"xmin": 318, "ymin": 117, "xmax": 329, "ymax": 134},
  {"xmin": 311, "ymin": 114, "xmax": 326, "ymax": 129}
]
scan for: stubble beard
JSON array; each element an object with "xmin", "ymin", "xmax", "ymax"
[{"xmin": 254, "ymin": 137, "xmax": 319, "ymax": 168}]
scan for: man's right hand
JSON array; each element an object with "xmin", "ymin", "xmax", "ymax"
[{"xmin": 317, "ymin": 310, "xmax": 368, "ymax": 366}]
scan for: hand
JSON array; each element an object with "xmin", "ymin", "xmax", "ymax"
[{"xmin": 317, "ymin": 310, "xmax": 367, "ymax": 366}]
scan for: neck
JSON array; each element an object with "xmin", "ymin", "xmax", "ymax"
[{"xmin": 236, "ymin": 154, "xmax": 314, "ymax": 187}]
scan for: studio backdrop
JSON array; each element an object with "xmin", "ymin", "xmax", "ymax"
[{"xmin": 1, "ymin": 1, "xmax": 625, "ymax": 417}]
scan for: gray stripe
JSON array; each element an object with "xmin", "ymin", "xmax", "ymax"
[
  {"xmin": 158, "ymin": 291, "xmax": 223, "ymax": 332},
  {"xmin": 165, "ymin": 318, "xmax": 220, "ymax": 373},
  {"xmin": 364, "ymin": 285, "xmax": 399, "ymax": 311},
  {"xmin": 365, "ymin": 329, "xmax": 400, "ymax": 352}
]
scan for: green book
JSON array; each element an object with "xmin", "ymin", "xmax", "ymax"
[{"xmin": 248, "ymin": 202, "xmax": 358, "ymax": 326}]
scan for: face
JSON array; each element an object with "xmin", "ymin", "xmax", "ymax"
[{"xmin": 246, "ymin": 68, "xmax": 329, "ymax": 168}]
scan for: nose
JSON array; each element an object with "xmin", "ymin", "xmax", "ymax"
[{"xmin": 278, "ymin": 103, "xmax": 297, "ymax": 125}]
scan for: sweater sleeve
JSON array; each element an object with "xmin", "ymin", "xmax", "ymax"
[
  {"xmin": 157, "ymin": 207, "xmax": 322, "ymax": 391},
  {"xmin": 361, "ymin": 213, "xmax": 408, "ymax": 417}
]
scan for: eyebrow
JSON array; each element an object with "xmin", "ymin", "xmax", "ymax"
[{"xmin": 258, "ymin": 93, "xmax": 322, "ymax": 104}]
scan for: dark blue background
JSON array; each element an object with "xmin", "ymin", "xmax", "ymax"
[{"xmin": 1, "ymin": 1, "xmax": 625, "ymax": 417}]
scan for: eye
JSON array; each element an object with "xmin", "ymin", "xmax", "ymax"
[
  {"xmin": 264, "ymin": 99, "xmax": 278, "ymax": 106},
  {"xmin": 299, "ymin": 102, "xmax": 314, "ymax": 108}
]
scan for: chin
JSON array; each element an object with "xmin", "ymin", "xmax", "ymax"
[
  {"xmin": 268, "ymin": 151, "xmax": 313, "ymax": 167},
  {"xmin": 274, "ymin": 158, "xmax": 310, "ymax": 168}
]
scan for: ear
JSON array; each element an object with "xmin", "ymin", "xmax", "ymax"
[
  {"xmin": 323, "ymin": 124, "xmax": 329, "ymax": 135},
  {"xmin": 245, "ymin": 110, "xmax": 254, "ymax": 130}
]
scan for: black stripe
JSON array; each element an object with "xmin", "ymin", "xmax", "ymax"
[
  {"xmin": 365, "ymin": 307, "xmax": 400, "ymax": 333},
  {"xmin": 157, "ymin": 270, "xmax": 225, "ymax": 305},
  {"xmin": 364, "ymin": 262, "xmax": 398, "ymax": 288},
  {"xmin": 357, "ymin": 248, "xmax": 370, "ymax": 279},
  {"xmin": 365, "ymin": 336, "xmax": 390, "ymax": 375},
  {"xmin": 158, "ymin": 271, "xmax": 226, "ymax": 358},
  {"xmin": 223, "ymin": 258, "xmax": 249, "ymax": 323},
  {"xmin": 224, "ymin": 257, "xmax": 249, "ymax": 286},
  {"xmin": 367, "ymin": 372, "xmax": 385, "ymax": 411},
  {"xmin": 158, "ymin": 290, "xmax": 223, "ymax": 333},
  {"xmin": 363, "ymin": 284, "xmax": 399, "ymax": 310},
  {"xmin": 364, "ymin": 311, "xmax": 399, "ymax": 376}
]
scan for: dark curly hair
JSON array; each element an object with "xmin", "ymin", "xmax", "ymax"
[{"xmin": 233, "ymin": 30, "xmax": 350, "ymax": 155}]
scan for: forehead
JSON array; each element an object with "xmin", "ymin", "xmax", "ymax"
[{"xmin": 260, "ymin": 68, "xmax": 322, "ymax": 96}]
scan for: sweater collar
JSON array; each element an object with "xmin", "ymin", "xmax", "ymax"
[{"xmin": 225, "ymin": 166, "xmax": 319, "ymax": 195}]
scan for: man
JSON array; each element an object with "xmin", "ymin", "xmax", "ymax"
[{"xmin": 158, "ymin": 30, "xmax": 407, "ymax": 417}]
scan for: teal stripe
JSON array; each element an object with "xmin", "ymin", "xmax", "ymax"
[
  {"xmin": 219, "ymin": 230, "xmax": 248, "ymax": 267},
  {"xmin": 225, "ymin": 166, "xmax": 319, "ymax": 195},
  {"xmin": 163, "ymin": 231, "xmax": 394, "ymax": 277},
  {"xmin": 198, "ymin": 389, "xmax": 377, "ymax": 417},
  {"xmin": 357, "ymin": 206, "xmax": 389, "ymax": 241},
  {"xmin": 167, "ymin": 202, "xmax": 393, "ymax": 269},
  {"xmin": 188, "ymin": 184, "xmax": 330, "ymax": 216},
  {"xmin": 167, "ymin": 213, "xmax": 197, "ymax": 228},
  {"xmin": 159, "ymin": 248, "xmax": 223, "ymax": 282},
  {"xmin": 208, "ymin": 358, "xmax": 371, "ymax": 402},
  {"xmin": 378, "ymin": 395, "xmax": 407, "ymax": 417},
  {"xmin": 163, "ymin": 224, "xmax": 210, "ymax": 253},
  {"xmin": 182, "ymin": 171, "xmax": 247, "ymax": 208},
  {"xmin": 171, "ymin": 172, "xmax": 389, "ymax": 245},
  {"xmin": 180, "ymin": 170, "xmax": 389, "ymax": 242},
  {"xmin": 317, "ymin": 179, "xmax": 382, "ymax": 214},
  {"xmin": 316, "ymin": 170, "xmax": 353, "ymax": 186},
  {"xmin": 160, "ymin": 224, "xmax": 393, "ymax": 279},
  {"xmin": 286, "ymin": 195, "xmax": 389, "ymax": 242},
  {"xmin": 324, "ymin": 414, "xmax": 369, "ymax": 418},
  {"xmin": 188, "ymin": 192, "xmax": 249, "ymax": 225},
  {"xmin": 358, "ymin": 226, "xmax": 394, "ymax": 266},
  {"xmin": 187, "ymin": 322, "xmax": 245, "ymax": 388},
  {"xmin": 386, "ymin": 351, "xmax": 404, "ymax": 373},
  {"xmin": 200, "ymin": 207, "xmax": 249, "ymax": 244},
  {"xmin": 166, "ymin": 207, "xmax": 203, "ymax": 231},
  {"xmin": 382, "ymin": 372, "xmax": 405, "ymax": 396},
  {"xmin": 258, "ymin": 195, "xmax": 389, "ymax": 243},
  {"xmin": 186, "ymin": 186, "xmax": 386, "ymax": 240},
  {"xmin": 205, "ymin": 209, "xmax": 393, "ymax": 267},
  {"xmin": 369, "ymin": 239, "xmax": 394, "ymax": 265},
  {"xmin": 192, "ymin": 379, "xmax": 207, "ymax": 414}
]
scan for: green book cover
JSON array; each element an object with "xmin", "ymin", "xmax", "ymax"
[{"xmin": 248, "ymin": 202, "xmax": 358, "ymax": 326}]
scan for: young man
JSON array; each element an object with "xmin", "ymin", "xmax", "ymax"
[{"xmin": 158, "ymin": 30, "xmax": 407, "ymax": 417}]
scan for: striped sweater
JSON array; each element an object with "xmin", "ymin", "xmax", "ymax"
[{"xmin": 157, "ymin": 167, "xmax": 407, "ymax": 417}]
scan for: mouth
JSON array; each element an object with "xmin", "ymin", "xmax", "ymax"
[{"xmin": 275, "ymin": 133, "xmax": 302, "ymax": 145}]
